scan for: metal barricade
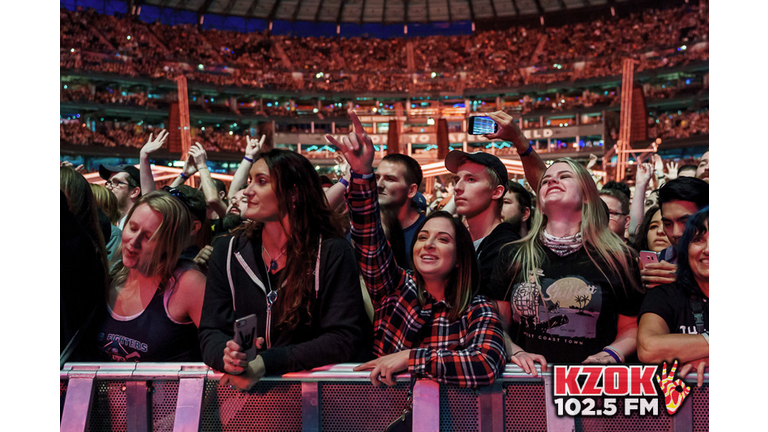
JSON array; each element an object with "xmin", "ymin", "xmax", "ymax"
[{"xmin": 60, "ymin": 363, "xmax": 708, "ymax": 432}]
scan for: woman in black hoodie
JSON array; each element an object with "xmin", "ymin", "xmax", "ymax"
[{"xmin": 198, "ymin": 149, "xmax": 371, "ymax": 391}]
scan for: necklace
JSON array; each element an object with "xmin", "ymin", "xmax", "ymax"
[{"xmin": 262, "ymin": 245, "xmax": 286, "ymax": 272}]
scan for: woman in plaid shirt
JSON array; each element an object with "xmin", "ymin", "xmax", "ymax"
[{"xmin": 327, "ymin": 112, "xmax": 506, "ymax": 388}]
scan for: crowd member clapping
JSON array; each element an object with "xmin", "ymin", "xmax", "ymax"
[
  {"xmin": 330, "ymin": 112, "xmax": 506, "ymax": 387},
  {"xmin": 638, "ymin": 207, "xmax": 708, "ymax": 386},
  {"xmin": 199, "ymin": 148, "xmax": 372, "ymax": 391}
]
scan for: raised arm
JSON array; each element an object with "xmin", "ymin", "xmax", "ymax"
[
  {"xmin": 169, "ymin": 153, "xmax": 199, "ymax": 188},
  {"xmin": 138, "ymin": 129, "xmax": 169, "ymax": 194},
  {"xmin": 324, "ymin": 152, "xmax": 352, "ymax": 211},
  {"xmin": 327, "ymin": 111, "xmax": 405, "ymax": 305},
  {"xmin": 189, "ymin": 143, "xmax": 227, "ymax": 219},
  {"xmin": 486, "ymin": 111, "xmax": 547, "ymax": 188},
  {"xmin": 229, "ymin": 135, "xmax": 265, "ymax": 202},
  {"xmin": 629, "ymin": 162, "xmax": 654, "ymax": 237}
]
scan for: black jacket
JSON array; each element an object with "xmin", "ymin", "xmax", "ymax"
[
  {"xmin": 198, "ymin": 231, "xmax": 372, "ymax": 374},
  {"xmin": 477, "ymin": 222, "xmax": 521, "ymax": 294}
]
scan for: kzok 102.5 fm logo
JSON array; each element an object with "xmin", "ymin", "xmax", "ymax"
[{"xmin": 552, "ymin": 360, "xmax": 691, "ymax": 417}]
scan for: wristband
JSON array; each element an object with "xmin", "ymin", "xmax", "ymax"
[
  {"xmin": 603, "ymin": 345, "xmax": 624, "ymax": 363},
  {"xmin": 338, "ymin": 177, "xmax": 349, "ymax": 188},
  {"xmin": 179, "ymin": 172, "xmax": 189, "ymax": 180},
  {"xmin": 243, "ymin": 156, "xmax": 253, "ymax": 163},
  {"xmin": 511, "ymin": 350, "xmax": 524, "ymax": 357},
  {"xmin": 520, "ymin": 143, "xmax": 534, "ymax": 157},
  {"xmin": 350, "ymin": 170, "xmax": 374, "ymax": 179},
  {"xmin": 701, "ymin": 332, "xmax": 709, "ymax": 344}
]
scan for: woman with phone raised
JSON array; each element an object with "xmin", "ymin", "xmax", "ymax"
[
  {"xmin": 327, "ymin": 111, "xmax": 506, "ymax": 387},
  {"xmin": 198, "ymin": 145, "xmax": 372, "ymax": 391}
]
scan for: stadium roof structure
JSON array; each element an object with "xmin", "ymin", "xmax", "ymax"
[{"xmin": 134, "ymin": 0, "xmax": 674, "ymax": 25}]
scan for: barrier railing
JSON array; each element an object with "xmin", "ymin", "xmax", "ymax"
[{"xmin": 60, "ymin": 362, "xmax": 708, "ymax": 432}]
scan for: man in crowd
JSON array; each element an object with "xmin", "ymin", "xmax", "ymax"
[
  {"xmin": 641, "ymin": 176, "xmax": 708, "ymax": 287},
  {"xmin": 374, "ymin": 154, "xmax": 426, "ymax": 270},
  {"xmin": 446, "ymin": 151, "xmax": 520, "ymax": 290},
  {"xmin": 677, "ymin": 164, "xmax": 698, "ymax": 178},
  {"xmin": 99, "ymin": 163, "xmax": 141, "ymax": 230},
  {"xmin": 501, "ymin": 180, "xmax": 533, "ymax": 239},
  {"xmin": 696, "ymin": 150, "xmax": 709, "ymax": 182},
  {"xmin": 600, "ymin": 188, "xmax": 631, "ymax": 241}
]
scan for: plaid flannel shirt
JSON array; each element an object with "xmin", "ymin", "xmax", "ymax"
[{"xmin": 347, "ymin": 173, "xmax": 506, "ymax": 387}]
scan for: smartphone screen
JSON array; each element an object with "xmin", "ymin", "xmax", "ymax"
[{"xmin": 468, "ymin": 116, "xmax": 498, "ymax": 135}]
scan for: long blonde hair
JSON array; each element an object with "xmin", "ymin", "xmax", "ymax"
[
  {"xmin": 110, "ymin": 191, "xmax": 193, "ymax": 290},
  {"xmin": 502, "ymin": 158, "xmax": 641, "ymax": 297}
]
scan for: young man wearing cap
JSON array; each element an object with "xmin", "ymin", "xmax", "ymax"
[
  {"xmin": 99, "ymin": 163, "xmax": 142, "ymax": 230},
  {"xmin": 445, "ymin": 150, "xmax": 521, "ymax": 291}
]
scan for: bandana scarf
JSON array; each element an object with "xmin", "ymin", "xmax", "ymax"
[{"xmin": 541, "ymin": 229, "xmax": 583, "ymax": 257}]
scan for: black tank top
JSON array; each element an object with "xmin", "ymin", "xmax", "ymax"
[{"xmin": 96, "ymin": 268, "xmax": 201, "ymax": 362}]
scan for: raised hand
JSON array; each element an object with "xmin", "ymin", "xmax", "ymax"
[
  {"xmin": 140, "ymin": 129, "xmax": 169, "ymax": 156},
  {"xmin": 587, "ymin": 153, "xmax": 598, "ymax": 170},
  {"xmin": 636, "ymin": 163, "xmax": 654, "ymax": 189},
  {"xmin": 245, "ymin": 134, "xmax": 266, "ymax": 160},
  {"xmin": 666, "ymin": 161, "xmax": 679, "ymax": 180},
  {"xmin": 656, "ymin": 360, "xmax": 691, "ymax": 415},
  {"xmin": 189, "ymin": 142, "xmax": 209, "ymax": 169},
  {"xmin": 325, "ymin": 110, "xmax": 375, "ymax": 174},
  {"xmin": 335, "ymin": 152, "xmax": 351, "ymax": 178},
  {"xmin": 485, "ymin": 111, "xmax": 526, "ymax": 146}
]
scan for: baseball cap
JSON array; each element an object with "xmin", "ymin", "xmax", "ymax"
[
  {"xmin": 444, "ymin": 150, "xmax": 509, "ymax": 193},
  {"xmin": 162, "ymin": 185, "xmax": 207, "ymax": 222},
  {"xmin": 99, "ymin": 164, "xmax": 141, "ymax": 186},
  {"xmin": 412, "ymin": 192, "xmax": 427, "ymax": 213}
]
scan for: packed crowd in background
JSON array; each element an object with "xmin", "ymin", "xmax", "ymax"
[{"xmin": 60, "ymin": 3, "xmax": 708, "ymax": 93}]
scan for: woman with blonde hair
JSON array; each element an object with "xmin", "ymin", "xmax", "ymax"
[
  {"xmin": 487, "ymin": 157, "xmax": 644, "ymax": 374},
  {"xmin": 90, "ymin": 183, "xmax": 122, "ymax": 261},
  {"xmin": 93, "ymin": 190, "xmax": 206, "ymax": 362}
]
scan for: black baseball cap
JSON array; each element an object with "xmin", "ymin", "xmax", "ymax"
[
  {"xmin": 445, "ymin": 150, "xmax": 509, "ymax": 193},
  {"xmin": 99, "ymin": 164, "xmax": 141, "ymax": 186}
]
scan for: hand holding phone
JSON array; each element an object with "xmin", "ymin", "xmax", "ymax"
[
  {"xmin": 468, "ymin": 116, "xmax": 499, "ymax": 135},
  {"xmin": 234, "ymin": 314, "xmax": 259, "ymax": 361},
  {"xmin": 639, "ymin": 250, "xmax": 660, "ymax": 268}
]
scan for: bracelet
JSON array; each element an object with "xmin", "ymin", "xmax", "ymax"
[
  {"xmin": 511, "ymin": 350, "xmax": 524, "ymax": 357},
  {"xmin": 243, "ymin": 156, "xmax": 253, "ymax": 163},
  {"xmin": 701, "ymin": 332, "xmax": 709, "ymax": 344},
  {"xmin": 520, "ymin": 143, "xmax": 534, "ymax": 157},
  {"xmin": 603, "ymin": 345, "xmax": 625, "ymax": 363},
  {"xmin": 179, "ymin": 172, "xmax": 189, "ymax": 180},
  {"xmin": 350, "ymin": 170, "xmax": 374, "ymax": 179},
  {"xmin": 338, "ymin": 177, "xmax": 349, "ymax": 188}
]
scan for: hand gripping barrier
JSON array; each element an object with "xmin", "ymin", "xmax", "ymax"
[{"xmin": 60, "ymin": 363, "xmax": 708, "ymax": 432}]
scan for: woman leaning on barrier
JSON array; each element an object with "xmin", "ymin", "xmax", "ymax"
[
  {"xmin": 94, "ymin": 191, "xmax": 206, "ymax": 362},
  {"xmin": 638, "ymin": 207, "xmax": 709, "ymax": 387},
  {"xmin": 486, "ymin": 155, "xmax": 645, "ymax": 374},
  {"xmin": 198, "ymin": 147, "xmax": 372, "ymax": 391},
  {"xmin": 328, "ymin": 111, "xmax": 506, "ymax": 388}
]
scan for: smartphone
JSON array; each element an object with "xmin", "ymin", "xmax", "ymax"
[
  {"xmin": 468, "ymin": 116, "xmax": 499, "ymax": 135},
  {"xmin": 639, "ymin": 250, "xmax": 660, "ymax": 267},
  {"xmin": 234, "ymin": 314, "xmax": 259, "ymax": 361}
]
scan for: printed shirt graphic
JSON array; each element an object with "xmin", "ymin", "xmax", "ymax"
[
  {"xmin": 95, "ymin": 279, "xmax": 202, "ymax": 362},
  {"xmin": 488, "ymin": 246, "xmax": 643, "ymax": 363}
]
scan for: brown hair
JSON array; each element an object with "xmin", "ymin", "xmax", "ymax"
[{"xmin": 245, "ymin": 149, "xmax": 345, "ymax": 332}]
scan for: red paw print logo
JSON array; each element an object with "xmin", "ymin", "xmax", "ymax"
[{"xmin": 656, "ymin": 360, "xmax": 691, "ymax": 415}]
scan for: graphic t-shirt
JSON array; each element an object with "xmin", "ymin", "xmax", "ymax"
[
  {"xmin": 487, "ymin": 246, "xmax": 644, "ymax": 363},
  {"xmin": 639, "ymin": 282, "xmax": 708, "ymax": 335}
]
